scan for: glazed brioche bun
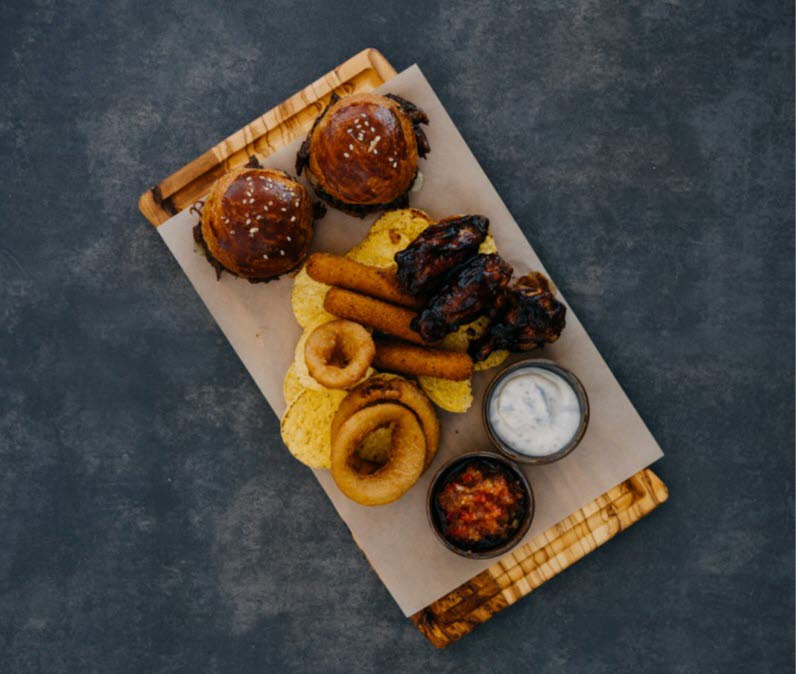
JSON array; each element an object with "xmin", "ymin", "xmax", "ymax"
[
  {"xmin": 200, "ymin": 168, "xmax": 313, "ymax": 281},
  {"xmin": 305, "ymin": 93, "xmax": 419, "ymax": 213}
]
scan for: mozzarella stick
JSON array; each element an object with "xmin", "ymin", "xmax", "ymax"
[
  {"xmin": 324, "ymin": 288, "xmax": 428, "ymax": 345},
  {"xmin": 374, "ymin": 339, "xmax": 474, "ymax": 381},
  {"xmin": 306, "ymin": 253, "xmax": 422, "ymax": 308}
]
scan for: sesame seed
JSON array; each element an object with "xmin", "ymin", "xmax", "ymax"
[
  {"xmin": 263, "ymin": 254, "xmax": 269, "ymax": 259},
  {"xmin": 246, "ymin": 218, "xmax": 251, "ymax": 224},
  {"xmin": 249, "ymin": 227, "xmax": 259, "ymax": 235},
  {"xmin": 294, "ymin": 200, "xmax": 299, "ymax": 207},
  {"xmin": 269, "ymin": 201, "xmax": 273, "ymax": 205},
  {"xmin": 257, "ymin": 215, "xmax": 263, "ymax": 220},
  {"xmin": 343, "ymin": 152, "xmax": 349, "ymax": 158},
  {"xmin": 290, "ymin": 216, "xmax": 296, "ymax": 222},
  {"xmin": 281, "ymin": 207, "xmax": 287, "ymax": 212},
  {"xmin": 280, "ymin": 249, "xmax": 285, "ymax": 256},
  {"xmin": 229, "ymin": 230, "xmax": 236, "ymax": 234},
  {"xmin": 249, "ymin": 199, "xmax": 255, "ymax": 204},
  {"xmin": 286, "ymin": 235, "xmax": 292, "ymax": 242},
  {"xmin": 360, "ymin": 113, "xmax": 366, "ymax": 118},
  {"xmin": 349, "ymin": 144, "xmax": 354, "ymax": 150}
]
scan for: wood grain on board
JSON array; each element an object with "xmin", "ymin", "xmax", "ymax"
[{"xmin": 138, "ymin": 48, "xmax": 668, "ymax": 648}]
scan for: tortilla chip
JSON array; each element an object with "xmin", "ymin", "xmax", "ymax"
[
  {"xmin": 479, "ymin": 233, "xmax": 497, "ymax": 254},
  {"xmin": 280, "ymin": 388, "xmax": 347, "ymax": 469},
  {"xmin": 418, "ymin": 376, "xmax": 473, "ymax": 413},
  {"xmin": 291, "ymin": 266, "xmax": 334, "ymax": 329},
  {"xmin": 439, "ymin": 316, "xmax": 491, "ymax": 353},
  {"xmin": 345, "ymin": 209, "xmax": 433, "ymax": 268},
  {"xmin": 283, "ymin": 362, "xmax": 304, "ymax": 407},
  {"xmin": 366, "ymin": 208, "xmax": 432, "ymax": 238},
  {"xmin": 474, "ymin": 349, "xmax": 509, "ymax": 371}
]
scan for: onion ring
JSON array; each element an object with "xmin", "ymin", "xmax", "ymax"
[
  {"xmin": 331, "ymin": 403, "xmax": 426, "ymax": 506},
  {"xmin": 304, "ymin": 319, "xmax": 375, "ymax": 389},
  {"xmin": 331, "ymin": 374, "xmax": 439, "ymax": 469}
]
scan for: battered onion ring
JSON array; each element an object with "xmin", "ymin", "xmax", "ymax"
[
  {"xmin": 331, "ymin": 374, "xmax": 439, "ymax": 469},
  {"xmin": 304, "ymin": 319, "xmax": 375, "ymax": 389},
  {"xmin": 331, "ymin": 403, "xmax": 426, "ymax": 506}
]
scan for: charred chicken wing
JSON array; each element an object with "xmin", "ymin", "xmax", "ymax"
[
  {"xmin": 469, "ymin": 271, "xmax": 566, "ymax": 361},
  {"xmin": 412, "ymin": 253, "xmax": 513, "ymax": 342},
  {"xmin": 395, "ymin": 215, "xmax": 489, "ymax": 295}
]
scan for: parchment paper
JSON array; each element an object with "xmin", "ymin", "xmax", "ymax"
[{"xmin": 156, "ymin": 65, "xmax": 664, "ymax": 617}]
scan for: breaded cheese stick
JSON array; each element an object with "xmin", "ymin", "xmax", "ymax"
[
  {"xmin": 324, "ymin": 288, "xmax": 428, "ymax": 345},
  {"xmin": 374, "ymin": 339, "xmax": 474, "ymax": 381},
  {"xmin": 306, "ymin": 253, "xmax": 422, "ymax": 308}
]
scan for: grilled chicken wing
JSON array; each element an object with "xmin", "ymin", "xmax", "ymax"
[
  {"xmin": 395, "ymin": 215, "xmax": 489, "ymax": 295},
  {"xmin": 469, "ymin": 271, "xmax": 566, "ymax": 361},
  {"xmin": 412, "ymin": 253, "xmax": 513, "ymax": 342}
]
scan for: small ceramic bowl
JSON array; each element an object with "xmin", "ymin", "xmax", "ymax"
[
  {"xmin": 426, "ymin": 451, "xmax": 534, "ymax": 559},
  {"xmin": 483, "ymin": 359, "xmax": 590, "ymax": 465}
]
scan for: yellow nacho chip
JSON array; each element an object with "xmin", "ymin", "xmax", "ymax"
[
  {"xmin": 344, "ymin": 231, "xmax": 401, "ymax": 268},
  {"xmin": 282, "ymin": 362, "xmax": 304, "ymax": 407},
  {"xmin": 366, "ymin": 208, "xmax": 432, "ymax": 238},
  {"xmin": 479, "ymin": 233, "xmax": 498, "ymax": 254},
  {"xmin": 291, "ymin": 266, "xmax": 334, "ymax": 329},
  {"xmin": 437, "ymin": 316, "xmax": 507, "ymax": 371},
  {"xmin": 345, "ymin": 209, "xmax": 433, "ymax": 268},
  {"xmin": 439, "ymin": 316, "xmax": 491, "ymax": 353},
  {"xmin": 280, "ymin": 388, "xmax": 347, "ymax": 469},
  {"xmin": 418, "ymin": 376, "xmax": 473, "ymax": 414},
  {"xmin": 474, "ymin": 349, "xmax": 509, "ymax": 371}
]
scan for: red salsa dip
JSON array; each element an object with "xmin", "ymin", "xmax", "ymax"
[{"xmin": 432, "ymin": 457, "xmax": 529, "ymax": 552}]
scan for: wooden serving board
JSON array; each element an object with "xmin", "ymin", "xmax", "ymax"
[{"xmin": 139, "ymin": 48, "xmax": 668, "ymax": 648}]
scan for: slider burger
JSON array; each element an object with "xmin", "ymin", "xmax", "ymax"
[
  {"xmin": 295, "ymin": 93, "xmax": 430, "ymax": 216},
  {"xmin": 195, "ymin": 167, "xmax": 315, "ymax": 282}
]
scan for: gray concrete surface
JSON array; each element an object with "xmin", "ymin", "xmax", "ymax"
[{"xmin": 1, "ymin": 1, "xmax": 793, "ymax": 672}]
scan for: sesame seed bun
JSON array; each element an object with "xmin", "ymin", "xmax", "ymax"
[
  {"xmin": 199, "ymin": 168, "xmax": 313, "ymax": 281},
  {"xmin": 302, "ymin": 93, "xmax": 421, "ymax": 213}
]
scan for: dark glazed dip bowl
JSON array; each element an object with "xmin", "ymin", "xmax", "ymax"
[{"xmin": 427, "ymin": 452, "xmax": 534, "ymax": 559}]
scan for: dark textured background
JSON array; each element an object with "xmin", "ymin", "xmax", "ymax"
[{"xmin": 1, "ymin": 1, "xmax": 794, "ymax": 672}]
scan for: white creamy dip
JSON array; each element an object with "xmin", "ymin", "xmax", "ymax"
[{"xmin": 488, "ymin": 367, "xmax": 582, "ymax": 457}]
